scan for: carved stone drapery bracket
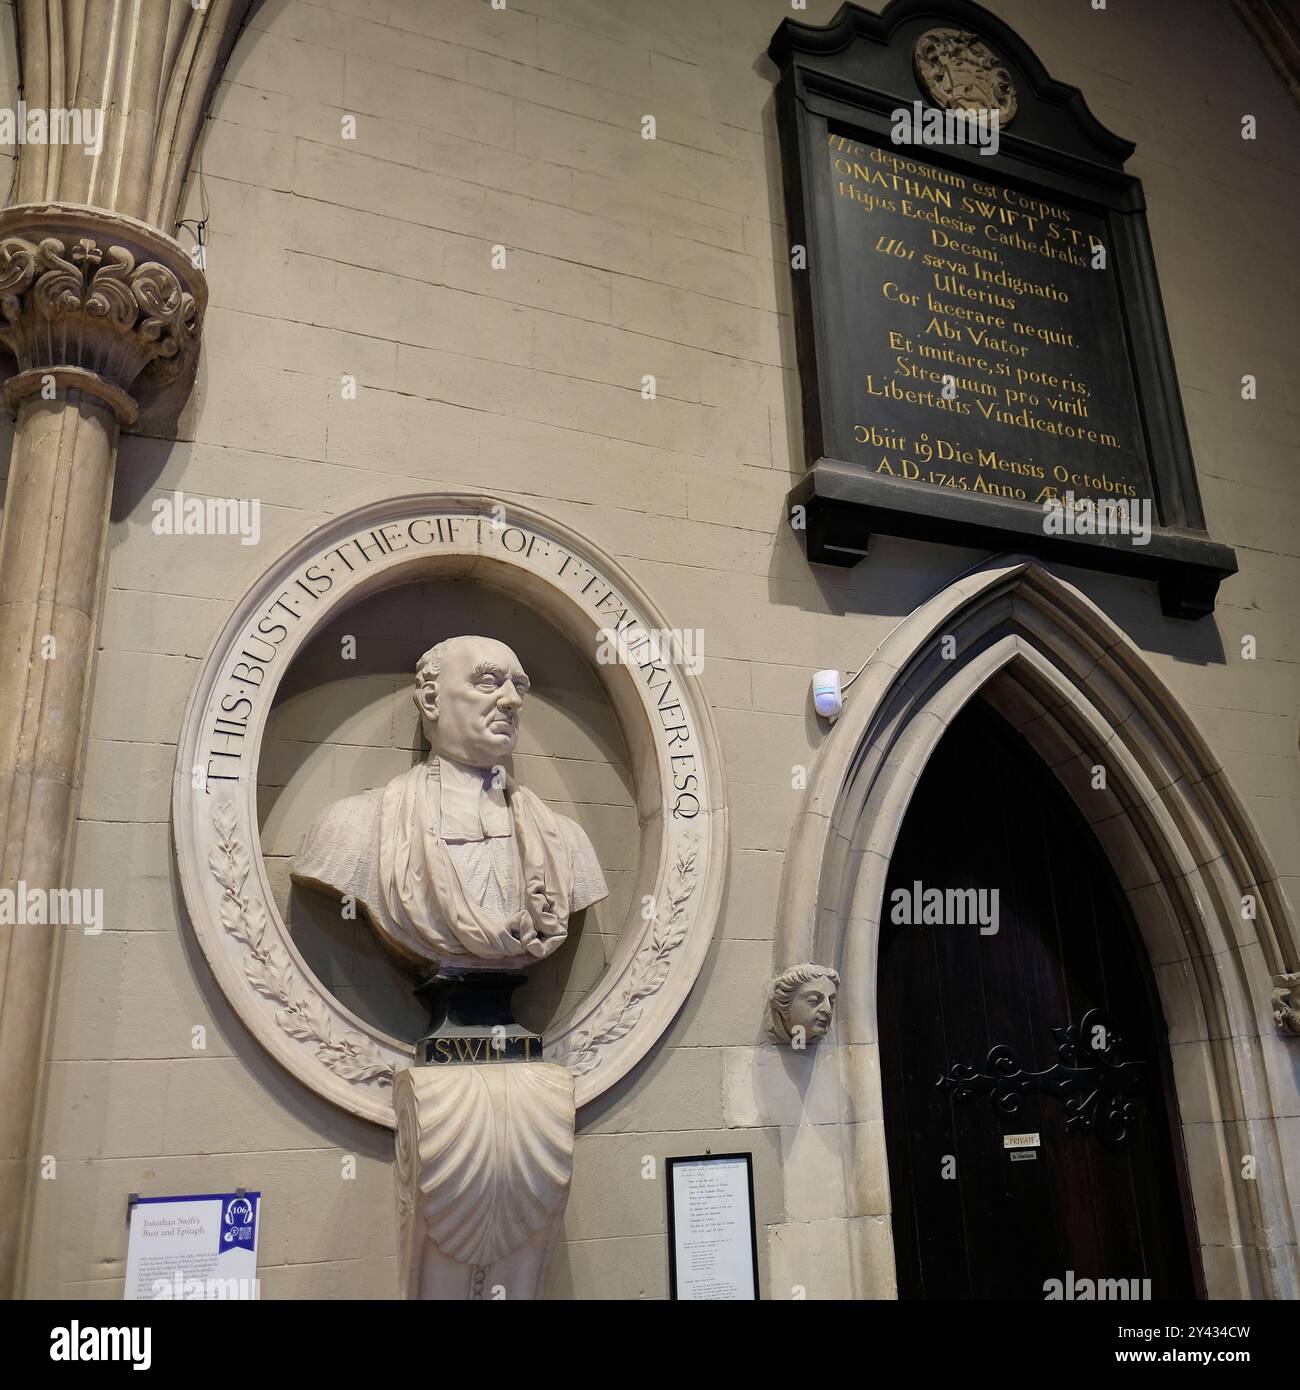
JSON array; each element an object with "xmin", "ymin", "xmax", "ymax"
[
  {"xmin": 0, "ymin": 203, "xmax": 206, "ymax": 426},
  {"xmin": 394, "ymin": 1063, "xmax": 575, "ymax": 1300}
]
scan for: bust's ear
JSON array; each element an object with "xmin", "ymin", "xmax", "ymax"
[{"xmin": 414, "ymin": 679, "xmax": 438, "ymax": 727}]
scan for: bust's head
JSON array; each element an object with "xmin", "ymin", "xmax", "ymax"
[{"xmin": 413, "ymin": 635, "xmax": 531, "ymax": 768}]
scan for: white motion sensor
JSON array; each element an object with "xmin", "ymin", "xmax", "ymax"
[{"xmin": 811, "ymin": 668, "xmax": 843, "ymax": 720}]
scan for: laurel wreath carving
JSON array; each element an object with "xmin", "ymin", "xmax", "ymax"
[
  {"xmin": 556, "ymin": 838, "xmax": 699, "ymax": 1076},
  {"xmin": 208, "ymin": 801, "xmax": 393, "ymax": 1086}
]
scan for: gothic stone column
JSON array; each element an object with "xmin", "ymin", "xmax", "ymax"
[{"xmin": 0, "ymin": 204, "xmax": 204, "ymax": 1295}]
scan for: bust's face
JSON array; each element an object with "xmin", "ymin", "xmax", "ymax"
[
  {"xmin": 430, "ymin": 637, "xmax": 530, "ymax": 768},
  {"xmin": 786, "ymin": 976, "xmax": 837, "ymax": 1039}
]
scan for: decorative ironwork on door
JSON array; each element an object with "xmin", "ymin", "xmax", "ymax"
[{"xmin": 938, "ymin": 1008, "xmax": 1148, "ymax": 1144}]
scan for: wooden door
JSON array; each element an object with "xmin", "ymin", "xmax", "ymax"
[{"xmin": 878, "ymin": 699, "xmax": 1201, "ymax": 1299}]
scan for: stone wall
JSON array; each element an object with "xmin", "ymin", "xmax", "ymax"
[{"xmin": 19, "ymin": 0, "xmax": 1300, "ymax": 1297}]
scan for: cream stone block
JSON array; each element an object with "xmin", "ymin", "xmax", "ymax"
[
  {"xmin": 292, "ymin": 139, "xmax": 486, "ymax": 249},
  {"xmin": 248, "ymin": 2, "xmax": 466, "ymax": 82},
  {"xmin": 714, "ymin": 708, "xmax": 816, "ymax": 787},
  {"xmin": 344, "ymin": 56, "xmax": 513, "ymax": 147},
  {"xmin": 840, "ymin": 1044, "xmax": 884, "ymax": 1124},
  {"xmin": 1198, "ymin": 1242, "xmax": 1273, "ymax": 1301},
  {"xmin": 465, "ymin": 43, "xmax": 632, "ymax": 121},
  {"xmin": 648, "ymin": 49, "xmax": 768, "ymax": 134},
  {"xmin": 485, "ymin": 188, "xmax": 662, "ymax": 288},
  {"xmin": 730, "ymin": 782, "xmax": 800, "ymax": 851},
  {"xmin": 1241, "ymin": 795, "xmax": 1300, "ymax": 880},
  {"xmin": 113, "ymin": 932, "xmax": 243, "ymax": 1062},
  {"xmin": 530, "ymin": 14, "xmax": 652, "ymax": 97},
  {"xmin": 579, "ymin": 1045, "xmax": 723, "ymax": 1137},
  {"xmin": 48, "ymin": 932, "xmax": 127, "ymax": 1062},
  {"xmin": 41, "ymin": 1061, "xmax": 168, "ymax": 1160},
  {"xmin": 767, "ymin": 1217, "xmax": 853, "ymax": 1300},
  {"xmin": 848, "ymin": 1213, "xmax": 899, "ymax": 1299},
  {"xmin": 665, "ymin": 938, "xmax": 774, "ymax": 1048},
  {"xmin": 257, "ymin": 1262, "xmax": 335, "ymax": 1299},
  {"xmin": 1181, "ymin": 1119, "xmax": 1248, "ymax": 1249},
  {"xmin": 283, "ymin": 1150, "xmax": 398, "ymax": 1265},
  {"xmin": 79, "ymin": 740, "xmax": 173, "ymax": 824},
  {"xmin": 1170, "ymin": 1039, "xmax": 1238, "ymax": 1127},
  {"xmin": 161, "ymin": 1057, "xmax": 344, "ymax": 1156},
  {"xmin": 571, "ymin": 168, "xmax": 745, "ymax": 252},
  {"xmin": 224, "ymin": 28, "xmax": 346, "ymax": 103},
  {"xmin": 529, "ymin": 312, "xmax": 695, "ymax": 403},
  {"xmin": 750, "ymin": 661, "xmax": 825, "ymax": 716},
  {"xmin": 722, "ymin": 1045, "xmax": 846, "ymax": 1129},
  {"xmin": 1155, "ymin": 956, "xmax": 1213, "ymax": 1046},
  {"xmin": 643, "ymin": 234, "xmax": 775, "ymax": 316},
  {"xmin": 97, "ymin": 586, "xmax": 229, "ymax": 662},
  {"xmin": 719, "ymin": 848, "xmax": 782, "ymax": 940},
  {"xmin": 1189, "ymin": 706, "xmax": 1298, "ymax": 773},
  {"xmin": 545, "ymin": 1234, "xmax": 668, "ymax": 1300},
  {"xmin": 1259, "ymin": 1035, "xmax": 1300, "ymax": 1121},
  {"xmin": 780, "ymin": 1122, "xmax": 851, "ymax": 1224},
  {"xmin": 200, "ymin": 119, "xmax": 296, "ymax": 190},
  {"xmin": 1126, "ymin": 879, "xmax": 1195, "ymax": 967},
  {"xmin": 330, "ymin": 1255, "xmax": 398, "ymax": 1300},
  {"xmin": 193, "ymin": 357, "xmax": 329, "ymax": 462},
  {"xmin": 395, "ymin": 342, "xmax": 712, "ymax": 457},
  {"xmin": 440, "ymin": 238, "xmax": 615, "ymax": 321},
  {"xmin": 85, "ymin": 651, "xmax": 199, "ymax": 746},
  {"xmin": 610, "ymin": 277, "xmax": 783, "ymax": 368},
  {"xmin": 204, "ymin": 309, "xmax": 400, "ymax": 391},
  {"xmin": 66, "ymin": 822, "xmax": 176, "ymax": 932},
  {"xmin": 386, "ymin": 0, "xmax": 541, "ymax": 66},
  {"xmin": 513, "ymin": 103, "xmax": 669, "ymax": 187},
  {"xmin": 54, "ymin": 1278, "xmax": 124, "ymax": 1299}
]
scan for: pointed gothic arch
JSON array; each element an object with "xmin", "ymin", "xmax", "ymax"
[{"xmin": 775, "ymin": 557, "xmax": 1300, "ymax": 1299}]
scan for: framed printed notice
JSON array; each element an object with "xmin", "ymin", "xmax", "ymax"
[
  {"xmin": 667, "ymin": 1153, "xmax": 759, "ymax": 1300},
  {"xmin": 124, "ymin": 1191, "xmax": 261, "ymax": 1300}
]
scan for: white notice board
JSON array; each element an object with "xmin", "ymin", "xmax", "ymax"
[
  {"xmin": 124, "ymin": 1191, "xmax": 261, "ymax": 1300},
  {"xmin": 667, "ymin": 1154, "xmax": 759, "ymax": 1300}
]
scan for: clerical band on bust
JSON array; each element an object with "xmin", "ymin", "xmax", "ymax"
[{"xmin": 291, "ymin": 635, "xmax": 608, "ymax": 973}]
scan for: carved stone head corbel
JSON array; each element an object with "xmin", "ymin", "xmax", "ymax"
[{"xmin": 768, "ymin": 962, "xmax": 840, "ymax": 1046}]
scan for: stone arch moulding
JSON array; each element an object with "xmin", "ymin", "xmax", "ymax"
[
  {"xmin": 173, "ymin": 494, "xmax": 729, "ymax": 1127},
  {"xmin": 775, "ymin": 556, "xmax": 1300, "ymax": 1300}
]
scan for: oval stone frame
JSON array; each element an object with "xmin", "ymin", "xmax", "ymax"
[{"xmin": 173, "ymin": 495, "xmax": 728, "ymax": 1127}]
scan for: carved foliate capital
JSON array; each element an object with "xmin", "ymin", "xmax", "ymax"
[
  {"xmin": 1272, "ymin": 972, "xmax": 1300, "ymax": 1038},
  {"xmin": 0, "ymin": 204, "xmax": 206, "ymax": 424}
]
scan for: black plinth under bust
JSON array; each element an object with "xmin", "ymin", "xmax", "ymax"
[{"xmin": 413, "ymin": 969, "xmax": 544, "ymax": 1065}]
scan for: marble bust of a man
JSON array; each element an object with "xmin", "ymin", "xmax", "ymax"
[{"xmin": 291, "ymin": 635, "xmax": 607, "ymax": 972}]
